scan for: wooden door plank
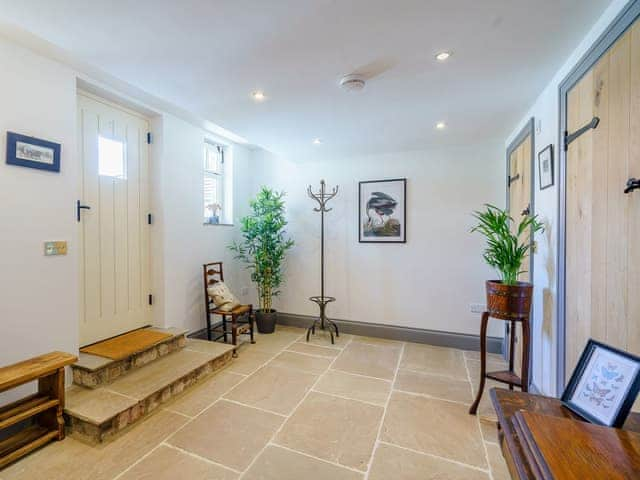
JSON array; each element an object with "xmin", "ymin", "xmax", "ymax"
[
  {"xmin": 628, "ymin": 22, "xmax": 640, "ymax": 356},
  {"xmin": 606, "ymin": 30, "xmax": 631, "ymax": 349}
]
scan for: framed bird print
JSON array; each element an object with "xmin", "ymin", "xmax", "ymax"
[
  {"xmin": 359, "ymin": 178, "xmax": 406, "ymax": 243},
  {"xmin": 561, "ymin": 339, "xmax": 640, "ymax": 428}
]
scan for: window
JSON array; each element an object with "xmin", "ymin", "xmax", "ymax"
[
  {"xmin": 98, "ymin": 136, "xmax": 126, "ymax": 178},
  {"xmin": 203, "ymin": 141, "xmax": 227, "ymax": 224}
]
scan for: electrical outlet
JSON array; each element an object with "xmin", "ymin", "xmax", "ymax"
[
  {"xmin": 240, "ymin": 286, "xmax": 249, "ymax": 296},
  {"xmin": 44, "ymin": 241, "xmax": 67, "ymax": 256},
  {"xmin": 470, "ymin": 303, "xmax": 486, "ymax": 313}
]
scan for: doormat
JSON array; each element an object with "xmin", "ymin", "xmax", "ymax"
[{"xmin": 80, "ymin": 329, "xmax": 172, "ymax": 360}]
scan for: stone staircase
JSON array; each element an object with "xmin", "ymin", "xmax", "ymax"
[{"xmin": 64, "ymin": 328, "xmax": 234, "ymax": 443}]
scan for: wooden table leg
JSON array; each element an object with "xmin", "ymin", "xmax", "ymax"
[
  {"xmin": 469, "ymin": 312, "xmax": 489, "ymax": 415},
  {"xmin": 521, "ymin": 318, "xmax": 530, "ymax": 393}
]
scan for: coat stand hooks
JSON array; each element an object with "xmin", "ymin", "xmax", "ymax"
[{"xmin": 306, "ymin": 179, "xmax": 340, "ymax": 344}]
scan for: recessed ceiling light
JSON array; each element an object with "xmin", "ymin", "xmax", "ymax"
[
  {"xmin": 435, "ymin": 51, "xmax": 452, "ymax": 61},
  {"xmin": 436, "ymin": 121, "xmax": 447, "ymax": 130},
  {"xmin": 252, "ymin": 91, "xmax": 266, "ymax": 101},
  {"xmin": 312, "ymin": 138, "xmax": 322, "ymax": 145}
]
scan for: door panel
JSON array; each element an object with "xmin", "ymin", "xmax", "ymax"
[
  {"xmin": 78, "ymin": 94, "xmax": 151, "ymax": 346},
  {"xmin": 565, "ymin": 23, "xmax": 640, "ymax": 379},
  {"xmin": 508, "ymin": 133, "xmax": 532, "ymax": 376}
]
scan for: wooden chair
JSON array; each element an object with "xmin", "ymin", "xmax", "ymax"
[{"xmin": 203, "ymin": 262, "xmax": 254, "ymax": 354}]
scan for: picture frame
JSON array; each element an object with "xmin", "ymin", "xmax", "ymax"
[
  {"xmin": 538, "ymin": 144, "xmax": 553, "ymax": 190},
  {"xmin": 6, "ymin": 131, "xmax": 61, "ymax": 172},
  {"xmin": 561, "ymin": 339, "xmax": 640, "ymax": 428},
  {"xmin": 358, "ymin": 178, "xmax": 406, "ymax": 243}
]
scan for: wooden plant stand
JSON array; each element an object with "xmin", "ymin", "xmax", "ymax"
[
  {"xmin": 469, "ymin": 311, "xmax": 530, "ymax": 415},
  {"xmin": 0, "ymin": 351, "xmax": 77, "ymax": 469}
]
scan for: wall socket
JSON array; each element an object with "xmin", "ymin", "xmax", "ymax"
[{"xmin": 470, "ymin": 303, "xmax": 486, "ymax": 313}]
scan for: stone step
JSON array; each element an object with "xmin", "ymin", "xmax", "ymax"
[
  {"xmin": 71, "ymin": 328, "xmax": 188, "ymax": 388},
  {"xmin": 64, "ymin": 339, "xmax": 234, "ymax": 443}
]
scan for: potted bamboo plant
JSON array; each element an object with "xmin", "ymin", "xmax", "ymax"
[
  {"xmin": 471, "ymin": 204, "xmax": 543, "ymax": 319},
  {"xmin": 230, "ymin": 187, "xmax": 294, "ymax": 333}
]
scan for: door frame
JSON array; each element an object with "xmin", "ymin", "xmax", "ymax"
[
  {"xmin": 504, "ymin": 117, "xmax": 535, "ymax": 371},
  {"xmin": 557, "ymin": 0, "xmax": 640, "ymax": 394},
  {"xmin": 77, "ymin": 89, "xmax": 153, "ymax": 346}
]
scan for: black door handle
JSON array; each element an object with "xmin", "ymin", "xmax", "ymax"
[
  {"xmin": 77, "ymin": 200, "xmax": 91, "ymax": 222},
  {"xmin": 625, "ymin": 178, "xmax": 640, "ymax": 194}
]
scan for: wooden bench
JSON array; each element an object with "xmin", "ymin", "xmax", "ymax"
[{"xmin": 0, "ymin": 351, "xmax": 77, "ymax": 469}]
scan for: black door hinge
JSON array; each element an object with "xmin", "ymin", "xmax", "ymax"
[
  {"xmin": 147, "ymin": 213, "xmax": 153, "ymax": 225},
  {"xmin": 148, "ymin": 294, "xmax": 153, "ymax": 306},
  {"xmin": 146, "ymin": 132, "xmax": 152, "ymax": 144},
  {"xmin": 564, "ymin": 116, "xmax": 599, "ymax": 151}
]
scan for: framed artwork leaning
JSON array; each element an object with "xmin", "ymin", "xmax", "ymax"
[
  {"xmin": 561, "ymin": 339, "xmax": 640, "ymax": 428},
  {"xmin": 358, "ymin": 178, "xmax": 406, "ymax": 243}
]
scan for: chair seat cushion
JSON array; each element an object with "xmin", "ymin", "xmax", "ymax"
[
  {"xmin": 212, "ymin": 304, "xmax": 251, "ymax": 316},
  {"xmin": 207, "ymin": 282, "xmax": 241, "ymax": 312}
]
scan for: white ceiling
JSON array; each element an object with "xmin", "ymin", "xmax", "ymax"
[{"xmin": 0, "ymin": 0, "xmax": 610, "ymax": 159}]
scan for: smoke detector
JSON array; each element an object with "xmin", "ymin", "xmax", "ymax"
[{"xmin": 339, "ymin": 74, "xmax": 366, "ymax": 92}]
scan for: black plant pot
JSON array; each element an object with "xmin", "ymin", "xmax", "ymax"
[{"xmin": 255, "ymin": 309, "xmax": 277, "ymax": 334}]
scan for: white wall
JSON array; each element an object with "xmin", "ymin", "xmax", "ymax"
[
  {"xmin": 506, "ymin": 0, "xmax": 629, "ymax": 396},
  {"xmin": 250, "ymin": 142, "xmax": 505, "ymax": 338},
  {"xmin": 151, "ymin": 113, "xmax": 253, "ymax": 333},
  {"xmin": 0, "ymin": 35, "xmax": 254, "ymax": 402},
  {"xmin": 0, "ymin": 37, "xmax": 79, "ymax": 399}
]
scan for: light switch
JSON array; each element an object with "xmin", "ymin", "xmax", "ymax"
[{"xmin": 44, "ymin": 241, "xmax": 67, "ymax": 256}]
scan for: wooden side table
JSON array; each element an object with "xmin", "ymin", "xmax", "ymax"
[{"xmin": 469, "ymin": 311, "xmax": 530, "ymax": 415}]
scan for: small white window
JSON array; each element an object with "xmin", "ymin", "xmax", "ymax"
[
  {"xmin": 98, "ymin": 136, "xmax": 126, "ymax": 178},
  {"xmin": 204, "ymin": 142, "xmax": 226, "ymax": 224}
]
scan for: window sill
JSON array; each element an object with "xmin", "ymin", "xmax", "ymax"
[{"xmin": 203, "ymin": 223, "xmax": 234, "ymax": 227}]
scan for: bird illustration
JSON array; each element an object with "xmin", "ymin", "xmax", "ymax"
[{"xmin": 366, "ymin": 192, "xmax": 397, "ymax": 226}]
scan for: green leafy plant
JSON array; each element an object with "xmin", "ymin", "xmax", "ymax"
[
  {"xmin": 471, "ymin": 204, "xmax": 544, "ymax": 285},
  {"xmin": 229, "ymin": 187, "xmax": 294, "ymax": 311}
]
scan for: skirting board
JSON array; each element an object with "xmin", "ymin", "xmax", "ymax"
[{"xmin": 277, "ymin": 313, "xmax": 503, "ymax": 354}]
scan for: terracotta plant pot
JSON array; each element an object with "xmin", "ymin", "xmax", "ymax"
[
  {"xmin": 485, "ymin": 280, "xmax": 533, "ymax": 320},
  {"xmin": 255, "ymin": 309, "xmax": 277, "ymax": 334}
]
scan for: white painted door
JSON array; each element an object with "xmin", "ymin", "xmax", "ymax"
[{"xmin": 78, "ymin": 93, "xmax": 151, "ymax": 346}]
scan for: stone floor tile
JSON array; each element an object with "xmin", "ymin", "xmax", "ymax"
[
  {"xmin": 486, "ymin": 441, "xmax": 511, "ymax": 480},
  {"xmin": 117, "ymin": 445, "xmax": 238, "ymax": 480},
  {"xmin": 268, "ymin": 350, "xmax": 332, "ymax": 374},
  {"xmin": 314, "ymin": 369, "xmax": 391, "ymax": 406},
  {"xmin": 381, "ymin": 391, "xmax": 487, "ymax": 469},
  {"xmin": 166, "ymin": 399, "xmax": 283, "ymax": 471},
  {"xmin": 2, "ymin": 410, "xmax": 188, "ymax": 480},
  {"xmin": 369, "ymin": 442, "xmax": 490, "ymax": 480},
  {"xmin": 286, "ymin": 342, "xmax": 341, "ymax": 358},
  {"xmin": 243, "ymin": 445, "xmax": 363, "ymax": 480},
  {"xmin": 165, "ymin": 369, "xmax": 245, "ymax": 417},
  {"xmin": 224, "ymin": 364, "xmax": 317, "ymax": 415},
  {"xmin": 274, "ymin": 391, "xmax": 383, "ymax": 471},
  {"xmin": 332, "ymin": 343, "xmax": 400, "ymax": 380},
  {"xmin": 400, "ymin": 344, "xmax": 467, "ymax": 380},
  {"xmin": 394, "ymin": 369, "xmax": 472, "ymax": 404},
  {"xmin": 226, "ymin": 348, "xmax": 275, "ymax": 375},
  {"xmin": 305, "ymin": 330, "xmax": 353, "ymax": 349}
]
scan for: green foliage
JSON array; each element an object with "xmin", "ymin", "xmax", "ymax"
[
  {"xmin": 471, "ymin": 204, "xmax": 544, "ymax": 286},
  {"xmin": 229, "ymin": 187, "xmax": 294, "ymax": 311}
]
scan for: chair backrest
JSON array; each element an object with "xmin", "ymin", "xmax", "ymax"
[{"xmin": 203, "ymin": 262, "xmax": 224, "ymax": 313}]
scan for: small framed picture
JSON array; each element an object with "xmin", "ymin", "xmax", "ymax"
[
  {"xmin": 562, "ymin": 339, "xmax": 640, "ymax": 428},
  {"xmin": 359, "ymin": 178, "xmax": 406, "ymax": 243},
  {"xmin": 538, "ymin": 144, "xmax": 553, "ymax": 190},
  {"xmin": 6, "ymin": 131, "xmax": 61, "ymax": 172}
]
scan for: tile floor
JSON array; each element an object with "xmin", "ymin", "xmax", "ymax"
[{"xmin": 1, "ymin": 326, "xmax": 511, "ymax": 480}]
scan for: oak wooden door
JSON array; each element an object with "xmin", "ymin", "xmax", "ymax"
[
  {"xmin": 508, "ymin": 134, "xmax": 532, "ymax": 375},
  {"xmin": 78, "ymin": 93, "xmax": 151, "ymax": 346},
  {"xmin": 565, "ymin": 22, "xmax": 640, "ymax": 380}
]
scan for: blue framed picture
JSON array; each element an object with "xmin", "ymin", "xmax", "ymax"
[{"xmin": 6, "ymin": 131, "xmax": 61, "ymax": 172}]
